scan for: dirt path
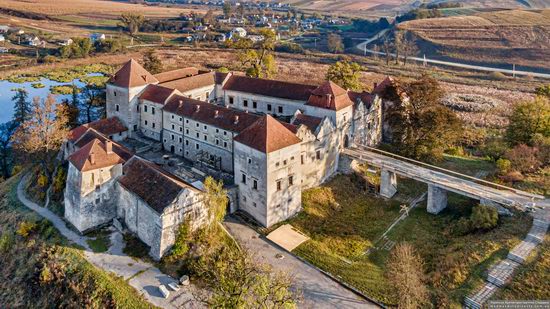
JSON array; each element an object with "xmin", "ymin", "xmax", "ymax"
[{"xmin": 17, "ymin": 174, "xmax": 202, "ymax": 309}]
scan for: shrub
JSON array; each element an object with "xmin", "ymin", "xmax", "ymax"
[
  {"xmin": 481, "ymin": 138, "xmax": 508, "ymax": 160},
  {"xmin": 504, "ymin": 144, "xmax": 541, "ymax": 173},
  {"xmin": 39, "ymin": 266, "xmax": 53, "ymax": 284},
  {"xmin": 37, "ymin": 173, "xmax": 49, "ymax": 188},
  {"xmin": 53, "ymin": 168, "xmax": 66, "ymax": 194},
  {"xmin": 489, "ymin": 71, "xmax": 507, "ymax": 80},
  {"xmin": 446, "ymin": 146, "xmax": 464, "ymax": 156},
  {"xmin": 170, "ymin": 221, "xmax": 191, "ymax": 258},
  {"xmin": 500, "ymin": 171, "xmax": 524, "ymax": 183},
  {"xmin": 17, "ymin": 221, "xmax": 37, "ymax": 238},
  {"xmin": 42, "ymin": 55, "xmax": 59, "ymax": 63},
  {"xmin": 12, "ymin": 165, "xmax": 23, "ymax": 175},
  {"xmin": 0, "ymin": 232, "xmax": 14, "ymax": 252},
  {"xmin": 496, "ymin": 158, "xmax": 512, "ymax": 175},
  {"xmin": 470, "ymin": 204, "xmax": 498, "ymax": 231},
  {"xmin": 275, "ymin": 42, "xmax": 304, "ymax": 54},
  {"xmin": 453, "ymin": 217, "xmax": 473, "ymax": 236}
]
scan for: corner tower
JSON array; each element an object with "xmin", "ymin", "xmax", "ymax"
[{"xmin": 106, "ymin": 59, "xmax": 159, "ymax": 134}]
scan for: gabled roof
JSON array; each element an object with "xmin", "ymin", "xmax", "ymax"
[
  {"xmin": 291, "ymin": 113, "xmax": 323, "ymax": 133},
  {"xmin": 306, "ymin": 81, "xmax": 354, "ymax": 111},
  {"xmin": 160, "ymin": 72, "xmax": 216, "ymax": 93},
  {"xmin": 139, "ymin": 84, "xmax": 176, "ymax": 105},
  {"xmin": 118, "ymin": 157, "xmax": 198, "ymax": 214},
  {"xmin": 234, "ymin": 115, "xmax": 301, "ymax": 153},
  {"xmin": 68, "ymin": 117, "xmax": 128, "ymax": 142},
  {"xmin": 108, "ymin": 59, "xmax": 158, "ymax": 88},
  {"xmin": 222, "ymin": 75, "xmax": 317, "ymax": 101},
  {"xmin": 373, "ymin": 76, "xmax": 396, "ymax": 94},
  {"xmin": 68, "ymin": 139, "xmax": 124, "ymax": 172},
  {"xmin": 163, "ymin": 95, "xmax": 259, "ymax": 133},
  {"xmin": 348, "ymin": 91, "xmax": 375, "ymax": 108},
  {"xmin": 74, "ymin": 129, "xmax": 133, "ymax": 162},
  {"xmin": 154, "ymin": 67, "xmax": 199, "ymax": 83}
]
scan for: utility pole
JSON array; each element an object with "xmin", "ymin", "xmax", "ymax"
[
  {"xmin": 513, "ymin": 63, "xmax": 516, "ymax": 78},
  {"xmin": 423, "ymin": 54, "xmax": 427, "ymax": 67},
  {"xmin": 364, "ymin": 43, "xmax": 367, "ymax": 56}
]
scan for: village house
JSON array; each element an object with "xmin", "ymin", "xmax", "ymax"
[{"xmin": 63, "ymin": 58, "xmax": 385, "ymax": 259}]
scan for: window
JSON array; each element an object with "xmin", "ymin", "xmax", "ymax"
[
  {"xmin": 283, "ymin": 160, "xmax": 287, "ymax": 165},
  {"xmin": 171, "ymin": 115, "xmax": 174, "ymax": 119},
  {"xmin": 145, "ymin": 120, "xmax": 148, "ymax": 126},
  {"xmin": 242, "ymin": 173, "xmax": 246, "ymax": 184},
  {"xmin": 223, "ymin": 131, "xmax": 227, "ymax": 136},
  {"xmin": 196, "ymin": 132, "xmax": 199, "ymax": 138},
  {"xmin": 186, "ymin": 129, "xmax": 189, "ymax": 134},
  {"xmin": 137, "ymin": 105, "xmax": 139, "ymax": 112},
  {"xmin": 179, "ymin": 127, "xmax": 183, "ymax": 132},
  {"xmin": 172, "ymin": 124, "xmax": 175, "ymax": 130},
  {"xmin": 204, "ymin": 125, "xmax": 207, "ymax": 131},
  {"xmin": 95, "ymin": 197, "xmax": 101, "ymax": 204},
  {"xmin": 276, "ymin": 180, "xmax": 281, "ymax": 191},
  {"xmin": 253, "ymin": 202, "xmax": 257, "ymax": 207},
  {"xmin": 179, "ymin": 137, "xmax": 182, "ymax": 142},
  {"xmin": 301, "ymin": 154, "xmax": 304, "ymax": 165},
  {"xmin": 253, "ymin": 101, "xmax": 257, "ymax": 109},
  {"xmin": 243, "ymin": 100, "xmax": 248, "ymax": 107},
  {"xmin": 179, "ymin": 117, "xmax": 182, "ymax": 122},
  {"xmin": 152, "ymin": 107, "xmax": 155, "ymax": 115},
  {"xmin": 186, "ymin": 119, "xmax": 189, "ymax": 124},
  {"xmin": 229, "ymin": 96, "xmax": 234, "ymax": 104},
  {"xmin": 289, "ymin": 176, "xmax": 293, "ymax": 186},
  {"xmin": 152, "ymin": 123, "xmax": 156, "ymax": 129},
  {"xmin": 206, "ymin": 92, "xmax": 210, "ymax": 98},
  {"xmin": 316, "ymin": 150, "xmax": 321, "ymax": 160},
  {"xmin": 278, "ymin": 106, "xmax": 283, "ymax": 113},
  {"xmin": 204, "ymin": 135, "xmax": 207, "ymax": 141},
  {"xmin": 216, "ymin": 139, "xmax": 219, "ymax": 145},
  {"xmin": 113, "ymin": 91, "xmax": 117, "ymax": 97},
  {"xmin": 275, "ymin": 162, "xmax": 280, "ymax": 167},
  {"xmin": 243, "ymin": 196, "xmax": 247, "ymax": 202},
  {"xmin": 253, "ymin": 180, "xmax": 258, "ymax": 190},
  {"xmin": 95, "ymin": 185, "xmax": 100, "ymax": 191},
  {"xmin": 115, "ymin": 104, "xmax": 119, "ymax": 112},
  {"xmin": 185, "ymin": 140, "xmax": 189, "ymax": 146},
  {"xmin": 196, "ymin": 123, "xmax": 199, "ymax": 128},
  {"xmin": 144, "ymin": 105, "xmax": 148, "ymax": 112},
  {"xmin": 216, "ymin": 128, "xmax": 219, "ymax": 133},
  {"xmin": 224, "ymin": 141, "xmax": 228, "ymax": 148},
  {"xmin": 196, "ymin": 144, "xmax": 199, "ymax": 150},
  {"xmin": 248, "ymin": 158, "xmax": 252, "ymax": 164},
  {"xmin": 267, "ymin": 104, "xmax": 272, "ymax": 111},
  {"xmin": 171, "ymin": 134, "xmax": 175, "ymax": 140}
]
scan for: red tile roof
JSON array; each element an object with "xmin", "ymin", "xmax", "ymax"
[
  {"xmin": 373, "ymin": 76, "xmax": 396, "ymax": 94},
  {"xmin": 291, "ymin": 113, "xmax": 323, "ymax": 133},
  {"xmin": 108, "ymin": 59, "xmax": 159, "ymax": 88},
  {"xmin": 74, "ymin": 129, "xmax": 133, "ymax": 162},
  {"xmin": 139, "ymin": 84, "xmax": 176, "ymax": 105},
  {"xmin": 306, "ymin": 81, "xmax": 354, "ymax": 111},
  {"xmin": 163, "ymin": 95, "xmax": 260, "ymax": 133},
  {"xmin": 234, "ymin": 115, "xmax": 301, "ymax": 153},
  {"xmin": 222, "ymin": 75, "xmax": 317, "ymax": 101},
  {"xmin": 68, "ymin": 117, "xmax": 128, "ymax": 142},
  {"xmin": 154, "ymin": 67, "xmax": 199, "ymax": 83},
  {"xmin": 160, "ymin": 72, "xmax": 216, "ymax": 93},
  {"xmin": 118, "ymin": 157, "xmax": 198, "ymax": 214},
  {"xmin": 68, "ymin": 139, "xmax": 124, "ymax": 172}
]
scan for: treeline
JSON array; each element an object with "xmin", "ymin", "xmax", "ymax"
[
  {"xmin": 419, "ymin": 2, "xmax": 462, "ymax": 9},
  {"xmin": 396, "ymin": 8, "xmax": 443, "ymax": 23},
  {"xmin": 58, "ymin": 38, "xmax": 125, "ymax": 59},
  {"xmin": 352, "ymin": 18, "xmax": 391, "ymax": 34}
]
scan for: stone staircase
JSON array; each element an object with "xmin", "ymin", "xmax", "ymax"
[{"xmin": 464, "ymin": 217, "xmax": 549, "ymax": 308}]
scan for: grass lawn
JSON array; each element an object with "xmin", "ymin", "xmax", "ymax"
[
  {"xmin": 86, "ymin": 228, "xmax": 112, "ymax": 253},
  {"xmin": 494, "ymin": 236, "xmax": 550, "ymax": 301},
  {"xmin": 437, "ymin": 154, "xmax": 496, "ymax": 177},
  {"xmin": 290, "ymin": 174, "xmax": 531, "ymax": 307}
]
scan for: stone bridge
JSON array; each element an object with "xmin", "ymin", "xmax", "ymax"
[{"xmin": 341, "ymin": 146, "xmax": 549, "ymax": 214}]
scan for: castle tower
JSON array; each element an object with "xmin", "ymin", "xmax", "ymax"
[
  {"xmin": 65, "ymin": 138, "xmax": 124, "ymax": 232},
  {"xmin": 106, "ymin": 59, "xmax": 159, "ymax": 135}
]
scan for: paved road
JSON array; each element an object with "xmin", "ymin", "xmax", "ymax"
[
  {"xmin": 354, "ymin": 29, "xmax": 550, "ymax": 79},
  {"xmin": 224, "ymin": 217, "xmax": 379, "ymax": 309},
  {"xmin": 17, "ymin": 175, "xmax": 201, "ymax": 309},
  {"xmin": 344, "ymin": 147, "xmax": 549, "ymax": 210}
]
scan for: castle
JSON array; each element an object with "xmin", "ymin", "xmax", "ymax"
[{"xmin": 63, "ymin": 59, "xmax": 386, "ymax": 259}]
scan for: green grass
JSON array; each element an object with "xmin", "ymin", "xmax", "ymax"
[
  {"xmin": 86, "ymin": 229, "xmax": 111, "ymax": 253},
  {"xmin": 0, "ymin": 173, "xmax": 154, "ymax": 308},
  {"xmin": 50, "ymin": 85, "xmax": 78, "ymax": 95},
  {"xmin": 437, "ymin": 154, "xmax": 496, "ymax": 177},
  {"xmin": 494, "ymin": 236, "xmax": 550, "ymax": 300},
  {"xmin": 4, "ymin": 63, "xmax": 114, "ymax": 84},
  {"xmin": 289, "ymin": 174, "xmax": 531, "ymax": 307}
]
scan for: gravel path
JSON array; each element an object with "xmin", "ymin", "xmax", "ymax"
[{"xmin": 17, "ymin": 174, "xmax": 202, "ymax": 309}]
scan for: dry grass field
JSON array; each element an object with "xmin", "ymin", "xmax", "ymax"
[
  {"xmin": 0, "ymin": 0, "xmax": 199, "ymax": 17},
  {"xmin": 400, "ymin": 9, "xmax": 550, "ymax": 69}
]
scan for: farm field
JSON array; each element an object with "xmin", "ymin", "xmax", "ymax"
[{"xmin": 399, "ymin": 9, "xmax": 550, "ymax": 69}]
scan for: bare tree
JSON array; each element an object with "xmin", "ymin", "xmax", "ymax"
[
  {"xmin": 11, "ymin": 95, "xmax": 69, "ymax": 181},
  {"xmin": 382, "ymin": 35, "xmax": 394, "ymax": 66},
  {"xmin": 394, "ymin": 31, "xmax": 402, "ymax": 65},
  {"xmin": 398, "ymin": 31, "xmax": 419, "ymax": 65},
  {"xmin": 386, "ymin": 242, "xmax": 429, "ymax": 309}
]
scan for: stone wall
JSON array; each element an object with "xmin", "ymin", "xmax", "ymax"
[{"xmin": 139, "ymin": 99, "xmax": 164, "ymax": 141}]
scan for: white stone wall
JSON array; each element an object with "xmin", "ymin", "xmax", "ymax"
[
  {"xmin": 223, "ymin": 90, "xmax": 308, "ymax": 117},
  {"xmin": 140, "ymin": 100, "xmax": 164, "ymax": 141},
  {"xmin": 64, "ymin": 162, "xmax": 122, "ymax": 232},
  {"xmin": 352, "ymin": 97, "xmax": 382, "ymax": 147},
  {"xmin": 106, "ymin": 84, "xmax": 148, "ymax": 133},
  {"xmin": 181, "ymin": 85, "xmax": 216, "ymax": 102}
]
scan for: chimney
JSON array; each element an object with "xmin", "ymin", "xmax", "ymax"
[
  {"xmin": 89, "ymin": 152, "xmax": 96, "ymax": 165},
  {"xmin": 195, "ymin": 105, "xmax": 200, "ymax": 112},
  {"xmin": 106, "ymin": 140, "xmax": 113, "ymax": 154},
  {"xmin": 234, "ymin": 115, "xmax": 239, "ymax": 124},
  {"xmin": 214, "ymin": 110, "xmax": 219, "ymax": 118},
  {"xmin": 179, "ymin": 100, "xmax": 184, "ymax": 108}
]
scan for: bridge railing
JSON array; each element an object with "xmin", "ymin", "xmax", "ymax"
[{"xmin": 349, "ymin": 145, "xmax": 545, "ymax": 201}]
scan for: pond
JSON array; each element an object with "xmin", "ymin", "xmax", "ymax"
[{"xmin": 0, "ymin": 73, "xmax": 104, "ymax": 124}]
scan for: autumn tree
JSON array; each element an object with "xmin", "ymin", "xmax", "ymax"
[
  {"xmin": 11, "ymin": 88, "xmax": 31, "ymax": 125},
  {"xmin": 142, "ymin": 49, "xmax": 163, "ymax": 74},
  {"xmin": 119, "ymin": 13, "xmax": 144, "ymax": 36},
  {"xmin": 395, "ymin": 30, "xmax": 418, "ymax": 65},
  {"xmin": 506, "ymin": 96, "xmax": 550, "ymax": 146},
  {"xmin": 235, "ymin": 29, "xmax": 277, "ymax": 78},
  {"xmin": 223, "ymin": 1, "xmax": 232, "ymax": 18},
  {"xmin": 192, "ymin": 247, "xmax": 297, "ymax": 308},
  {"xmin": 204, "ymin": 176, "xmax": 228, "ymax": 226},
  {"xmin": 386, "ymin": 243, "xmax": 428, "ymax": 309},
  {"xmin": 11, "ymin": 95, "xmax": 69, "ymax": 181},
  {"xmin": 326, "ymin": 60, "xmax": 363, "ymax": 91},
  {"xmin": 535, "ymin": 84, "xmax": 550, "ymax": 99},
  {"xmin": 382, "ymin": 34, "xmax": 393, "ymax": 66},
  {"xmin": 327, "ymin": 33, "xmax": 344, "ymax": 54},
  {"xmin": 387, "ymin": 74, "xmax": 462, "ymax": 161}
]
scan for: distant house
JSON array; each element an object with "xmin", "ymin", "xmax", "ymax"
[
  {"xmin": 0, "ymin": 47, "xmax": 8, "ymax": 53},
  {"xmin": 90, "ymin": 33, "xmax": 106, "ymax": 42},
  {"xmin": 194, "ymin": 25, "xmax": 208, "ymax": 31},
  {"xmin": 23, "ymin": 35, "xmax": 43, "ymax": 47},
  {"xmin": 0, "ymin": 25, "xmax": 9, "ymax": 33},
  {"xmin": 247, "ymin": 35, "xmax": 264, "ymax": 43},
  {"xmin": 59, "ymin": 38, "xmax": 73, "ymax": 46},
  {"xmin": 231, "ymin": 27, "xmax": 247, "ymax": 38},
  {"xmin": 13, "ymin": 29, "xmax": 24, "ymax": 35},
  {"xmin": 0, "ymin": 35, "xmax": 5, "ymax": 43},
  {"xmin": 215, "ymin": 34, "xmax": 226, "ymax": 42}
]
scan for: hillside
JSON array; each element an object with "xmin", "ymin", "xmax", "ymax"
[{"xmin": 399, "ymin": 9, "xmax": 550, "ymax": 70}]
